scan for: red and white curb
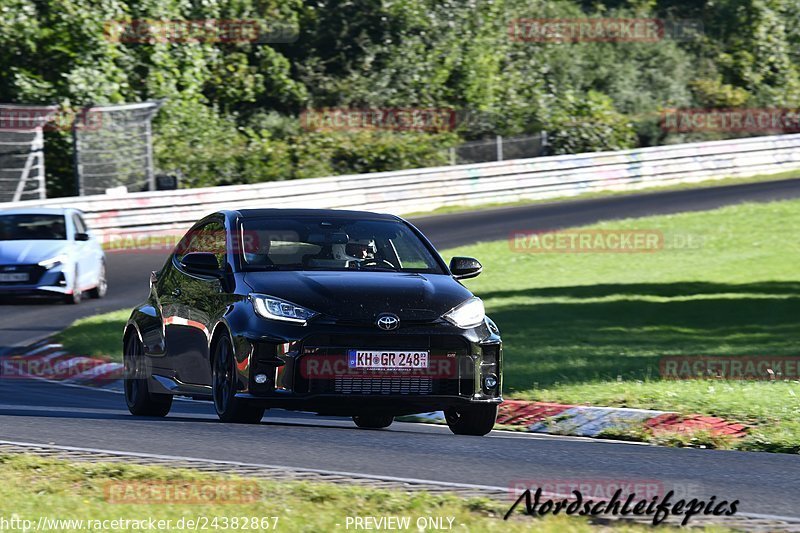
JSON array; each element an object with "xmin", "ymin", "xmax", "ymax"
[
  {"xmin": 1, "ymin": 340, "xmax": 123, "ymax": 390},
  {"xmin": 399, "ymin": 400, "xmax": 747, "ymax": 440}
]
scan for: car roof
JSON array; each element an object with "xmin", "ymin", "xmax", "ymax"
[
  {"xmin": 0, "ymin": 207, "xmax": 79, "ymax": 216},
  {"xmin": 232, "ymin": 208, "xmax": 399, "ymax": 221}
]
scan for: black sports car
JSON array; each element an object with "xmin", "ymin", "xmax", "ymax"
[{"xmin": 124, "ymin": 209, "xmax": 503, "ymax": 435}]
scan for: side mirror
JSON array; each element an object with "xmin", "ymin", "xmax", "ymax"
[
  {"xmin": 449, "ymin": 256, "xmax": 482, "ymax": 280},
  {"xmin": 74, "ymin": 232, "xmax": 90, "ymax": 241},
  {"xmin": 180, "ymin": 252, "xmax": 221, "ymax": 276}
]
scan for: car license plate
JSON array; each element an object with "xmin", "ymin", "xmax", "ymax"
[
  {"xmin": 0, "ymin": 273, "xmax": 28, "ymax": 282},
  {"xmin": 348, "ymin": 349, "xmax": 429, "ymax": 369}
]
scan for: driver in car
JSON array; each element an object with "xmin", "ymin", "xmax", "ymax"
[
  {"xmin": 345, "ymin": 238, "xmax": 376, "ymax": 261},
  {"xmin": 332, "ymin": 238, "xmax": 377, "ymax": 264}
]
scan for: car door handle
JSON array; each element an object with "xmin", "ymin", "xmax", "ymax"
[{"xmin": 171, "ymin": 288, "xmax": 181, "ymax": 297}]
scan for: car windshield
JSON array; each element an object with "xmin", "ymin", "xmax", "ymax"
[
  {"xmin": 0, "ymin": 214, "xmax": 67, "ymax": 240},
  {"xmin": 239, "ymin": 217, "xmax": 444, "ymax": 273}
]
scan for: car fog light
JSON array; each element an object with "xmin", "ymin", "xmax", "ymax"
[
  {"xmin": 484, "ymin": 375, "xmax": 498, "ymax": 389},
  {"xmin": 254, "ymin": 374, "xmax": 268, "ymax": 384}
]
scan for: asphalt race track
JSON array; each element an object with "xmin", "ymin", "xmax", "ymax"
[
  {"xmin": 1, "ymin": 379, "xmax": 799, "ymax": 518},
  {"xmin": 1, "ymin": 177, "xmax": 800, "ymax": 522}
]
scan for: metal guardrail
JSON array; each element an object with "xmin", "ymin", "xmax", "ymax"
[{"xmin": 1, "ymin": 133, "xmax": 799, "ymax": 239}]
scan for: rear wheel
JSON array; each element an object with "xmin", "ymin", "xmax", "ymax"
[
  {"xmin": 124, "ymin": 334, "xmax": 172, "ymax": 417},
  {"xmin": 212, "ymin": 333, "xmax": 265, "ymax": 424},
  {"xmin": 352, "ymin": 414, "xmax": 394, "ymax": 429},
  {"xmin": 444, "ymin": 404, "xmax": 497, "ymax": 436}
]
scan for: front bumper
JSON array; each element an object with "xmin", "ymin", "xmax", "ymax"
[
  {"xmin": 231, "ymin": 319, "xmax": 503, "ymax": 416},
  {"xmin": 0, "ymin": 264, "xmax": 70, "ymax": 296}
]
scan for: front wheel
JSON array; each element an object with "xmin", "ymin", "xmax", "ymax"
[
  {"xmin": 88, "ymin": 262, "xmax": 107, "ymax": 299},
  {"xmin": 63, "ymin": 268, "xmax": 82, "ymax": 304},
  {"xmin": 124, "ymin": 334, "xmax": 172, "ymax": 417},
  {"xmin": 212, "ymin": 333, "xmax": 265, "ymax": 423},
  {"xmin": 444, "ymin": 404, "xmax": 498, "ymax": 436},
  {"xmin": 353, "ymin": 414, "xmax": 394, "ymax": 429}
]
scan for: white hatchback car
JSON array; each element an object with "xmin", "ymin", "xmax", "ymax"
[{"xmin": 0, "ymin": 208, "xmax": 107, "ymax": 304}]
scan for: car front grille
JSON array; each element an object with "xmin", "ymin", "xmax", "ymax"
[
  {"xmin": 334, "ymin": 376, "xmax": 433, "ymax": 395},
  {"xmin": 0, "ymin": 264, "xmax": 46, "ymax": 285},
  {"xmin": 303, "ymin": 374, "xmax": 462, "ymax": 396}
]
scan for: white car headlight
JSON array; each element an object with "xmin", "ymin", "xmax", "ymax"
[
  {"xmin": 38, "ymin": 254, "xmax": 68, "ymax": 269},
  {"xmin": 250, "ymin": 294, "xmax": 318, "ymax": 324},
  {"xmin": 443, "ymin": 297, "xmax": 485, "ymax": 328}
]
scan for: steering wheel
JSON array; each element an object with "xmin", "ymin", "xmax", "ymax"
[{"xmin": 361, "ymin": 258, "xmax": 397, "ymax": 269}]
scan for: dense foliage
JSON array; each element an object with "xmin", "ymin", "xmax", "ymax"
[{"xmin": 0, "ymin": 0, "xmax": 797, "ymax": 194}]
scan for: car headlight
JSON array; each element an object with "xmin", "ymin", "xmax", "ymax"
[
  {"xmin": 443, "ymin": 297, "xmax": 485, "ymax": 328},
  {"xmin": 250, "ymin": 294, "xmax": 318, "ymax": 324},
  {"xmin": 38, "ymin": 255, "xmax": 68, "ymax": 269}
]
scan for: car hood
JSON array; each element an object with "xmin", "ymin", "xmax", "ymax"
[
  {"xmin": 243, "ymin": 270, "xmax": 473, "ymax": 323},
  {"xmin": 0, "ymin": 240, "xmax": 69, "ymax": 264}
]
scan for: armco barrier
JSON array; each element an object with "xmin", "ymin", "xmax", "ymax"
[{"xmin": 1, "ymin": 133, "xmax": 799, "ymax": 239}]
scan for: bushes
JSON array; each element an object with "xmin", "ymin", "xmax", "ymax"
[
  {"xmin": 542, "ymin": 91, "xmax": 638, "ymax": 155},
  {"xmin": 153, "ymin": 101, "xmax": 456, "ymax": 187}
]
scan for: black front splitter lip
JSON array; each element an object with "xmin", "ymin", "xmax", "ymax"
[{"xmin": 233, "ymin": 393, "xmax": 502, "ymax": 417}]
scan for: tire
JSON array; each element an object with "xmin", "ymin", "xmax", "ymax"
[
  {"xmin": 63, "ymin": 268, "xmax": 82, "ymax": 305},
  {"xmin": 212, "ymin": 333, "xmax": 265, "ymax": 424},
  {"xmin": 444, "ymin": 404, "xmax": 498, "ymax": 436},
  {"xmin": 124, "ymin": 334, "xmax": 172, "ymax": 417},
  {"xmin": 353, "ymin": 414, "xmax": 394, "ymax": 429},
  {"xmin": 88, "ymin": 262, "xmax": 107, "ymax": 299}
]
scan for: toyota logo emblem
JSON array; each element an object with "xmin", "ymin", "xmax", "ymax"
[{"xmin": 376, "ymin": 313, "xmax": 400, "ymax": 331}]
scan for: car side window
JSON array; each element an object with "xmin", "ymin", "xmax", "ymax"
[{"xmin": 174, "ymin": 220, "xmax": 227, "ymax": 269}]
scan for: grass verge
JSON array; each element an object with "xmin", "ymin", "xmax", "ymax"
[
  {"xmin": 55, "ymin": 309, "xmax": 129, "ymax": 363},
  {"xmin": 453, "ymin": 198, "xmax": 800, "ymax": 453},
  {"xmin": 0, "ymin": 453, "xmax": 701, "ymax": 532}
]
